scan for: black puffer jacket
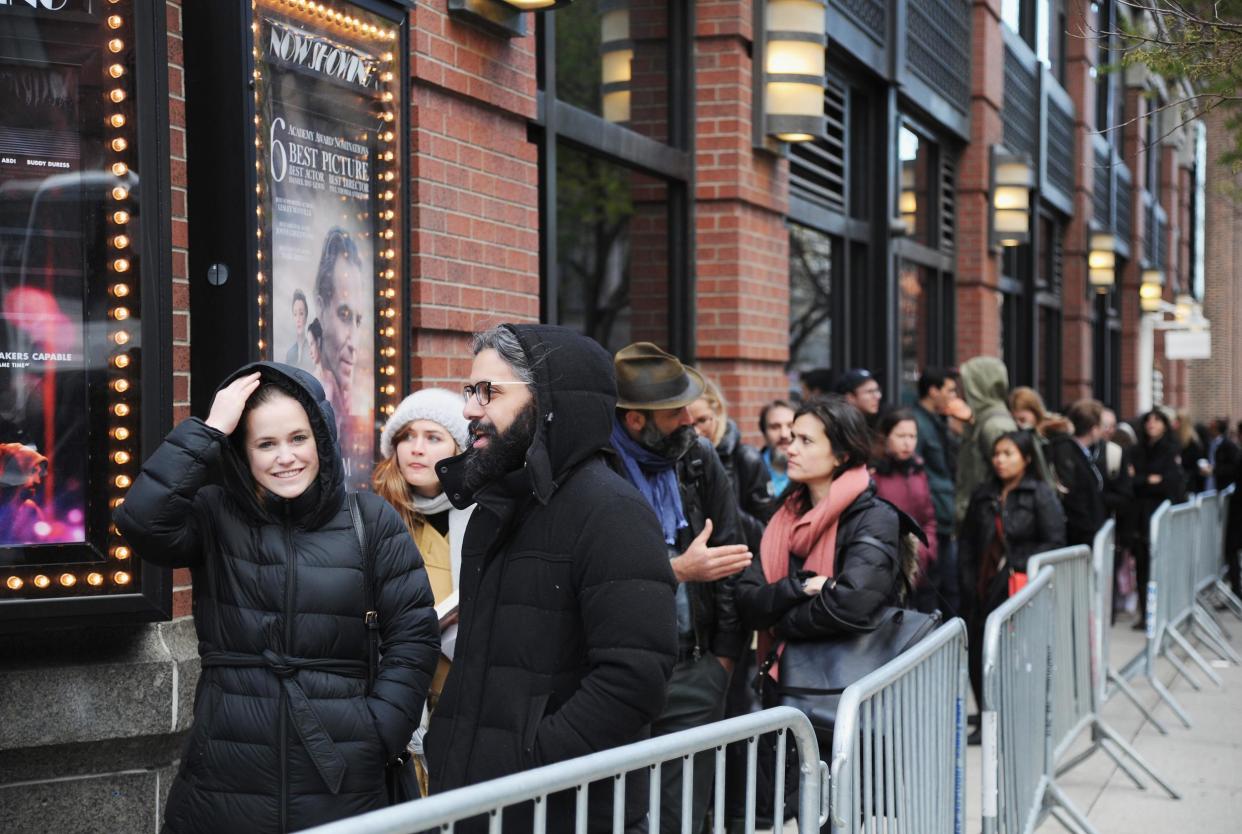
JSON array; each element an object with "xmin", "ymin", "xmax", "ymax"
[
  {"xmin": 958, "ymin": 474, "xmax": 1066, "ymax": 612},
  {"xmin": 734, "ymin": 484, "xmax": 902, "ymax": 638},
  {"xmin": 115, "ymin": 362, "xmax": 438, "ymax": 834},
  {"xmin": 1132, "ymin": 435, "xmax": 1188, "ymax": 536},
  {"xmin": 425, "ymin": 325, "xmax": 678, "ymax": 833}
]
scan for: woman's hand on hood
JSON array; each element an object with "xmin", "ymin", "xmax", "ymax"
[{"xmin": 206, "ymin": 372, "xmax": 262, "ymax": 435}]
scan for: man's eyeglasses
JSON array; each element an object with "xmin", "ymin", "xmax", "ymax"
[{"xmin": 463, "ymin": 380, "xmax": 530, "ymax": 406}]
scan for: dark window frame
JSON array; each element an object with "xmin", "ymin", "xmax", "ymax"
[{"xmin": 533, "ymin": 4, "xmax": 696, "ymax": 359}]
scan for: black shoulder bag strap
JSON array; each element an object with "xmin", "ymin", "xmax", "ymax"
[{"xmin": 348, "ymin": 492, "xmax": 380, "ymax": 694}]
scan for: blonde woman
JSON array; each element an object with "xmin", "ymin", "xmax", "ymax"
[{"xmin": 373, "ymin": 387, "xmax": 474, "ymax": 793}]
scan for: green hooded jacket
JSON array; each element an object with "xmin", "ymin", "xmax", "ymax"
[{"xmin": 955, "ymin": 356, "xmax": 1018, "ymax": 527}]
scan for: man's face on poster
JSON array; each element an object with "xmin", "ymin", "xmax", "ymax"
[
  {"xmin": 318, "ymin": 255, "xmax": 363, "ymax": 398},
  {"xmin": 293, "ymin": 297, "xmax": 308, "ymax": 339}
]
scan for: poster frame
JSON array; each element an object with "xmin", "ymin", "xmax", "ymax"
[
  {"xmin": 184, "ymin": 0, "xmax": 412, "ymax": 487},
  {"xmin": 0, "ymin": 0, "xmax": 175, "ymax": 632}
]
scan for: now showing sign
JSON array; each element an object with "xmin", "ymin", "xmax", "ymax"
[{"xmin": 1165, "ymin": 330, "xmax": 1211, "ymax": 360}]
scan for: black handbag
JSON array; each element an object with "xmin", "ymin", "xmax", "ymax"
[
  {"xmin": 349, "ymin": 492, "xmax": 422, "ymax": 805},
  {"xmin": 759, "ymin": 606, "xmax": 942, "ymax": 730}
]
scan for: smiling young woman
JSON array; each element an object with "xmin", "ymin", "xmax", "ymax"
[{"xmin": 113, "ymin": 362, "xmax": 439, "ymax": 833}]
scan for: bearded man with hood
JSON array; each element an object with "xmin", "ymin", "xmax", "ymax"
[
  {"xmin": 424, "ymin": 326, "xmax": 678, "ymax": 834},
  {"xmin": 955, "ymin": 356, "xmax": 1020, "ymax": 527}
]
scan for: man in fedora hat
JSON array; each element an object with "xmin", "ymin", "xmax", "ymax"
[{"xmin": 611, "ymin": 341, "xmax": 752, "ymax": 833}]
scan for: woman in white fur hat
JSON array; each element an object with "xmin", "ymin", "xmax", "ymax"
[{"xmin": 372, "ymin": 387, "xmax": 474, "ymax": 794}]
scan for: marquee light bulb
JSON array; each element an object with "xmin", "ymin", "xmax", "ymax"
[
  {"xmin": 33, "ymin": 575, "xmax": 50, "ymax": 589},
  {"xmin": 108, "ymin": 38, "xmax": 124, "ymax": 53},
  {"xmin": 115, "ymin": 475, "xmax": 132, "ymax": 489},
  {"xmin": 113, "ymin": 234, "xmax": 129, "ymax": 249},
  {"xmin": 113, "ymin": 331, "xmax": 130, "ymax": 345},
  {"xmin": 112, "ymin": 162, "xmax": 128, "ymax": 177},
  {"xmin": 108, "ymin": 14, "xmax": 122, "ymax": 28},
  {"xmin": 113, "ymin": 260, "xmax": 130, "ymax": 274},
  {"xmin": 59, "ymin": 573, "xmax": 77, "ymax": 587},
  {"xmin": 109, "ymin": 64, "xmax": 125, "ymax": 78},
  {"xmin": 111, "ymin": 137, "xmax": 128, "ymax": 152},
  {"xmin": 112, "ymin": 284, "xmax": 130, "ymax": 297},
  {"xmin": 113, "ymin": 355, "xmax": 131, "ymax": 370},
  {"xmin": 87, "ymin": 573, "xmax": 104, "ymax": 587},
  {"xmin": 113, "ymin": 210, "xmax": 129, "ymax": 224},
  {"xmin": 110, "ymin": 89, "xmax": 126, "ymax": 103},
  {"xmin": 112, "ymin": 381, "xmax": 130, "ymax": 395},
  {"xmin": 112, "ymin": 186, "xmax": 128, "ymax": 200},
  {"xmin": 112, "ymin": 426, "xmax": 131, "ymax": 440},
  {"xmin": 114, "ymin": 402, "xmax": 131, "ymax": 416},
  {"xmin": 113, "ymin": 571, "xmax": 132, "ymax": 585},
  {"xmin": 6, "ymin": 576, "xmax": 23, "ymax": 590}
]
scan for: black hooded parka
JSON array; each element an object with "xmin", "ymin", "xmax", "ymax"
[
  {"xmin": 114, "ymin": 362, "xmax": 439, "ymax": 833},
  {"xmin": 425, "ymin": 325, "xmax": 679, "ymax": 833}
]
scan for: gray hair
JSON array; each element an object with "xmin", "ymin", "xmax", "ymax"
[{"xmin": 472, "ymin": 326, "xmax": 535, "ymax": 385}]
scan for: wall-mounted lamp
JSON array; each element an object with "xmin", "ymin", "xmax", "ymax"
[
  {"xmin": 600, "ymin": 0, "xmax": 632, "ymax": 124},
  {"xmin": 448, "ymin": 0, "xmax": 573, "ymax": 38},
  {"xmin": 1087, "ymin": 232, "xmax": 1117, "ymax": 292},
  {"xmin": 899, "ymin": 160, "xmax": 917, "ymax": 235},
  {"xmin": 1139, "ymin": 267, "xmax": 1164, "ymax": 313},
  {"xmin": 754, "ymin": 0, "xmax": 828, "ymax": 146},
  {"xmin": 1174, "ymin": 292, "xmax": 1195, "ymax": 324},
  {"xmin": 991, "ymin": 147, "xmax": 1034, "ymax": 247}
]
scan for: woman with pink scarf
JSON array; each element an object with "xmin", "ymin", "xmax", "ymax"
[{"xmin": 735, "ymin": 395, "xmax": 904, "ymax": 687}]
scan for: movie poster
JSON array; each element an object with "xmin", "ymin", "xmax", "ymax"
[
  {"xmin": 257, "ymin": 9, "xmax": 388, "ymax": 489},
  {"xmin": 0, "ymin": 62, "xmax": 90, "ymax": 553}
]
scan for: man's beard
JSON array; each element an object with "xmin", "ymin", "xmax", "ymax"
[
  {"xmin": 462, "ymin": 401, "xmax": 539, "ymax": 494},
  {"xmin": 768, "ymin": 446, "xmax": 788, "ymax": 472},
  {"xmin": 638, "ymin": 422, "xmax": 698, "ymax": 462}
]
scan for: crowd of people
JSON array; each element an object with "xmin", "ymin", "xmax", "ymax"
[{"xmin": 116, "ymin": 325, "xmax": 1242, "ymax": 833}]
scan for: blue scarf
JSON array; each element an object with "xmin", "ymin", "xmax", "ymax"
[{"xmin": 610, "ymin": 417, "xmax": 687, "ymax": 545}]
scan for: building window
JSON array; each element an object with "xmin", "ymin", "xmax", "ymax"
[
  {"xmin": 898, "ymin": 126, "xmax": 935, "ymax": 246},
  {"xmin": 1001, "ymin": 0, "xmax": 1067, "ymax": 83},
  {"xmin": 536, "ymin": 4, "xmax": 694, "ymax": 356},
  {"xmin": 789, "ymin": 224, "xmax": 837, "ymax": 385},
  {"xmin": 555, "ymin": 143, "xmax": 671, "ymax": 353}
]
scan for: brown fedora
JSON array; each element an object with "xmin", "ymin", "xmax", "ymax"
[{"xmin": 614, "ymin": 342, "xmax": 706, "ymax": 410}]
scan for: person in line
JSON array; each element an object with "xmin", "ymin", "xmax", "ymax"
[
  {"xmin": 734, "ymin": 396, "xmax": 905, "ymax": 750},
  {"xmin": 759, "ymin": 399, "xmax": 796, "ymax": 499},
  {"xmin": 689, "ymin": 373, "xmax": 774, "ymax": 550},
  {"xmin": 425, "ymin": 325, "xmax": 678, "ymax": 834},
  {"xmin": 798, "ymin": 367, "xmax": 835, "ymax": 401},
  {"xmin": 959, "ymin": 430, "xmax": 1066, "ymax": 720},
  {"xmin": 1225, "ymin": 420, "xmax": 1242, "ymax": 598},
  {"xmin": 1130, "ymin": 408, "xmax": 1188, "ymax": 627},
  {"xmin": 1176, "ymin": 413, "xmax": 1209, "ymax": 495},
  {"xmin": 955, "ymin": 357, "xmax": 1019, "ymax": 527},
  {"xmin": 872, "ymin": 409, "xmax": 938, "ymax": 612},
  {"xmin": 1204, "ymin": 417, "xmax": 1239, "ymax": 493},
  {"xmin": 372, "ymin": 387, "xmax": 475, "ymax": 795},
  {"xmin": 912, "ymin": 367, "xmax": 960, "ymax": 617},
  {"xmin": 115, "ymin": 363, "xmax": 439, "ymax": 832},
  {"xmin": 1048, "ymin": 399, "xmax": 1107, "ymax": 547},
  {"xmin": 1093, "ymin": 407, "xmax": 1136, "ymax": 622},
  {"xmin": 1007, "ymin": 386, "xmax": 1069, "ymax": 439},
  {"xmin": 834, "ymin": 367, "xmax": 883, "ymax": 423},
  {"xmin": 611, "ymin": 342, "xmax": 751, "ymax": 834}
]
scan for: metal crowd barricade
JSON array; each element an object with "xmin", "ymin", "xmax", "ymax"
[
  {"xmin": 1027, "ymin": 546, "xmax": 1178, "ymax": 799},
  {"xmin": 827, "ymin": 619, "xmax": 968, "ymax": 834},
  {"xmin": 1094, "ymin": 522, "xmax": 1169, "ymax": 733},
  {"xmin": 981, "ymin": 567, "xmax": 1097, "ymax": 834},
  {"xmin": 1217, "ymin": 485, "xmax": 1242, "ymax": 620},
  {"xmin": 1190, "ymin": 492, "xmax": 1241, "ymax": 665},
  {"xmin": 1118, "ymin": 500, "xmax": 1217, "ymax": 728},
  {"xmin": 298, "ymin": 707, "xmax": 829, "ymax": 834}
]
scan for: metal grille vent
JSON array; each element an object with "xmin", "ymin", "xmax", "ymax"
[
  {"xmin": 1116, "ymin": 169, "xmax": 1133, "ymax": 243},
  {"xmin": 940, "ymin": 152, "xmax": 957, "ymax": 253},
  {"xmin": 839, "ymin": 0, "xmax": 887, "ymax": 43},
  {"xmin": 1046, "ymin": 100, "xmax": 1076, "ymax": 196},
  {"xmin": 790, "ymin": 74, "xmax": 848, "ymax": 215},
  {"xmin": 1093, "ymin": 145, "xmax": 1111, "ymax": 226},
  {"xmin": 905, "ymin": 0, "xmax": 972, "ymax": 114},
  {"xmin": 1003, "ymin": 47, "xmax": 1039, "ymax": 159}
]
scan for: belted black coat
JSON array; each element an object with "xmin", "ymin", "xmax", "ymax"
[
  {"xmin": 425, "ymin": 325, "xmax": 678, "ymax": 834},
  {"xmin": 115, "ymin": 362, "xmax": 439, "ymax": 833}
]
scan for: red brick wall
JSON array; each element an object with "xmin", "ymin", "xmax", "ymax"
[
  {"xmin": 693, "ymin": 2, "xmax": 789, "ymax": 446},
  {"xmin": 167, "ymin": 0, "xmax": 193, "ymax": 618},
  {"xmin": 955, "ymin": 0, "xmax": 1006, "ymax": 362},
  {"xmin": 407, "ymin": 4, "xmax": 541, "ymax": 389}
]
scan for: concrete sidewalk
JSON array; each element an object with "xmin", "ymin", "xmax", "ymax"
[{"xmin": 964, "ymin": 611, "xmax": 1242, "ymax": 833}]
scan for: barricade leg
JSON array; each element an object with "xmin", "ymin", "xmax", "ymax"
[
  {"xmin": 1196, "ymin": 598, "xmax": 1234, "ymax": 641},
  {"xmin": 1212, "ymin": 579, "xmax": 1242, "ymax": 620},
  {"xmin": 1094, "ymin": 721, "xmax": 1181, "ymax": 799},
  {"xmin": 1191, "ymin": 606, "xmax": 1241, "ymax": 664},
  {"xmin": 1105, "ymin": 671, "xmax": 1169, "ymax": 735},
  {"xmin": 1161, "ymin": 639, "xmax": 1205, "ymax": 691},
  {"xmin": 1045, "ymin": 780, "xmax": 1102, "ymax": 834},
  {"xmin": 1149, "ymin": 675, "xmax": 1193, "ymax": 728},
  {"xmin": 1166, "ymin": 625, "xmax": 1224, "ymax": 687}
]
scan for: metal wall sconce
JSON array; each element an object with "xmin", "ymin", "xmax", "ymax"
[
  {"xmin": 1139, "ymin": 267, "xmax": 1164, "ymax": 313},
  {"xmin": 991, "ymin": 146, "xmax": 1034, "ymax": 247},
  {"xmin": 1174, "ymin": 292, "xmax": 1195, "ymax": 324},
  {"xmin": 1087, "ymin": 232, "xmax": 1117, "ymax": 292},
  {"xmin": 448, "ymin": 0, "xmax": 573, "ymax": 38},
  {"xmin": 899, "ymin": 161, "xmax": 917, "ymax": 235},
  {"xmin": 753, "ymin": 0, "xmax": 828, "ymax": 146},
  {"xmin": 600, "ymin": 0, "xmax": 632, "ymax": 123}
]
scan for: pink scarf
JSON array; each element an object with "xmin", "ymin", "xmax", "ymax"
[{"xmin": 757, "ymin": 465, "xmax": 871, "ymax": 679}]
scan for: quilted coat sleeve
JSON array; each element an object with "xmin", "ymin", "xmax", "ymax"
[
  {"xmin": 733, "ymin": 553, "xmax": 805, "ymax": 631},
  {"xmin": 776, "ymin": 501, "xmax": 901, "ymax": 639},
  {"xmin": 113, "ymin": 418, "xmax": 223, "ymax": 568},
  {"xmin": 362, "ymin": 494, "xmax": 441, "ymax": 759},
  {"xmin": 531, "ymin": 493, "xmax": 678, "ymax": 767}
]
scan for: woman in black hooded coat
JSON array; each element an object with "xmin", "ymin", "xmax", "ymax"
[
  {"xmin": 1129, "ymin": 409, "xmax": 1188, "ymax": 624},
  {"xmin": 115, "ymin": 362, "xmax": 439, "ymax": 833}
]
